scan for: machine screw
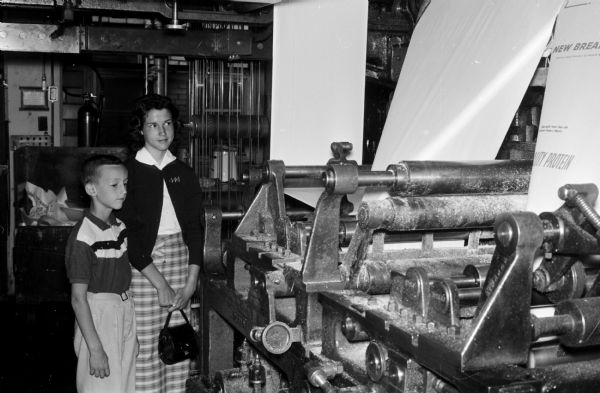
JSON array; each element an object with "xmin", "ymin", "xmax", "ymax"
[{"xmin": 558, "ymin": 184, "xmax": 600, "ymax": 230}]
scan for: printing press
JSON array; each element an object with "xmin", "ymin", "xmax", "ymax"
[{"xmin": 191, "ymin": 141, "xmax": 600, "ymax": 393}]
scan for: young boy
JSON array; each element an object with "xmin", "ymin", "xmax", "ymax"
[{"xmin": 65, "ymin": 155, "xmax": 136, "ymax": 393}]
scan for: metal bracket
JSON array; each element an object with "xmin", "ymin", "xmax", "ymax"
[
  {"xmin": 461, "ymin": 212, "xmax": 544, "ymax": 371},
  {"xmin": 301, "ymin": 192, "xmax": 345, "ymax": 292},
  {"xmin": 428, "ymin": 278, "xmax": 460, "ymax": 329},
  {"xmin": 202, "ymin": 206, "xmax": 224, "ymax": 274}
]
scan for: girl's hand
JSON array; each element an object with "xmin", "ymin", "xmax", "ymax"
[
  {"xmin": 169, "ymin": 283, "xmax": 196, "ymax": 312},
  {"xmin": 157, "ymin": 284, "xmax": 175, "ymax": 307}
]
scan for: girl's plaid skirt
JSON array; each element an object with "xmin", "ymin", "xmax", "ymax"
[{"xmin": 131, "ymin": 232, "xmax": 191, "ymax": 393}]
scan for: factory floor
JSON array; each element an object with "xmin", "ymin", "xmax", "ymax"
[{"xmin": 2, "ymin": 298, "xmax": 77, "ymax": 393}]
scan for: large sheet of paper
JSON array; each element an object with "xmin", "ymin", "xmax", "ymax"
[
  {"xmin": 270, "ymin": 0, "xmax": 367, "ymax": 206},
  {"xmin": 370, "ymin": 0, "xmax": 564, "ymax": 174},
  {"xmin": 527, "ymin": 0, "xmax": 600, "ymax": 213}
]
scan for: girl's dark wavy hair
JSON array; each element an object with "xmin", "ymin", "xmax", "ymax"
[{"xmin": 128, "ymin": 94, "xmax": 181, "ymax": 153}]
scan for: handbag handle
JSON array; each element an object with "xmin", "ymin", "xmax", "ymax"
[{"xmin": 163, "ymin": 310, "xmax": 192, "ymax": 329}]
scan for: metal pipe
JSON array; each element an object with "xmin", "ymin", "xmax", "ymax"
[
  {"xmin": 219, "ymin": 207, "xmax": 313, "ymax": 221},
  {"xmin": 358, "ymin": 194, "xmax": 527, "ymax": 231}
]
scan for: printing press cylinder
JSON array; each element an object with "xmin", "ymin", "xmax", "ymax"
[
  {"xmin": 358, "ymin": 194, "xmax": 527, "ymax": 231},
  {"xmin": 387, "ymin": 160, "xmax": 532, "ymax": 196},
  {"xmin": 321, "ymin": 160, "xmax": 531, "ymax": 195}
]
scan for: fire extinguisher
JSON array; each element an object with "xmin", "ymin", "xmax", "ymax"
[{"xmin": 78, "ymin": 93, "xmax": 99, "ymax": 147}]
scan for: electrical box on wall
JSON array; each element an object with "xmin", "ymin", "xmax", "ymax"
[
  {"xmin": 5, "ymin": 54, "xmax": 62, "ymax": 148},
  {"xmin": 19, "ymin": 86, "xmax": 48, "ymax": 110},
  {"xmin": 37, "ymin": 116, "xmax": 48, "ymax": 132}
]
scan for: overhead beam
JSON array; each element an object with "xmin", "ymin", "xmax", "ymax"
[
  {"xmin": 0, "ymin": 22, "xmax": 272, "ymax": 59},
  {"xmin": 0, "ymin": 0, "xmax": 273, "ymax": 25},
  {"xmin": 82, "ymin": 25, "xmax": 270, "ymax": 59},
  {"xmin": 0, "ymin": 23, "xmax": 79, "ymax": 53}
]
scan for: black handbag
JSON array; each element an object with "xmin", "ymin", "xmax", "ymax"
[{"xmin": 158, "ymin": 310, "xmax": 198, "ymax": 365}]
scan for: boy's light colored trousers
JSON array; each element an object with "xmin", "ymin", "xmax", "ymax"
[{"xmin": 74, "ymin": 292, "xmax": 137, "ymax": 393}]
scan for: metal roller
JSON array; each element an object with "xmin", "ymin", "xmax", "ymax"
[
  {"xmin": 532, "ymin": 297, "xmax": 600, "ymax": 347},
  {"xmin": 321, "ymin": 160, "xmax": 532, "ymax": 195},
  {"xmin": 358, "ymin": 194, "xmax": 527, "ymax": 231},
  {"xmin": 528, "ymin": 343, "xmax": 600, "ymax": 368},
  {"xmin": 266, "ymin": 164, "xmax": 372, "ymax": 188},
  {"xmin": 263, "ymin": 159, "xmax": 531, "ymax": 193},
  {"xmin": 387, "ymin": 160, "xmax": 532, "ymax": 195}
]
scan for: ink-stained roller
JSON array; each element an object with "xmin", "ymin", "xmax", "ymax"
[{"xmin": 358, "ymin": 194, "xmax": 527, "ymax": 231}]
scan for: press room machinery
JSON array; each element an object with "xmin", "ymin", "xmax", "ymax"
[{"xmin": 192, "ymin": 142, "xmax": 600, "ymax": 393}]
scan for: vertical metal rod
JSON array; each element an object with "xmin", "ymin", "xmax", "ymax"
[
  {"xmin": 187, "ymin": 60, "xmax": 193, "ymax": 169},
  {"xmin": 227, "ymin": 63, "xmax": 233, "ymax": 208},
  {"xmin": 164, "ymin": 58, "xmax": 168, "ymax": 95},
  {"xmin": 155, "ymin": 57, "xmax": 166, "ymax": 95},
  {"xmin": 144, "ymin": 56, "xmax": 149, "ymax": 95},
  {"xmin": 249, "ymin": 61, "xmax": 254, "ymax": 166},
  {"xmin": 259, "ymin": 61, "xmax": 266, "ymax": 160}
]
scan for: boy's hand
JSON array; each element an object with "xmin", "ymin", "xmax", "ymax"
[{"xmin": 89, "ymin": 347, "xmax": 110, "ymax": 378}]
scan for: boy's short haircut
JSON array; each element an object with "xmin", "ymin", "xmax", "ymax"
[{"xmin": 82, "ymin": 154, "xmax": 125, "ymax": 185}]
